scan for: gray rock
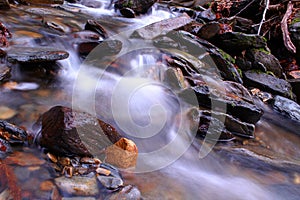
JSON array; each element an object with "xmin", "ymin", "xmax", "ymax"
[
  {"xmin": 288, "ymin": 79, "xmax": 300, "ymax": 104},
  {"xmin": 244, "ymin": 71, "xmax": 295, "ymax": 100},
  {"xmin": 290, "ymin": 11, "xmax": 300, "ymax": 62},
  {"xmin": 0, "ymin": 65, "xmax": 10, "ymax": 82},
  {"xmin": 106, "ymin": 185, "xmax": 142, "ymax": 200},
  {"xmin": 97, "ymin": 175, "xmax": 123, "ymax": 190},
  {"xmin": 55, "ymin": 176, "xmax": 99, "ymax": 196},
  {"xmin": 272, "ymin": 95, "xmax": 300, "ymax": 122},
  {"xmin": 7, "ymin": 47, "xmax": 69, "ymax": 63}
]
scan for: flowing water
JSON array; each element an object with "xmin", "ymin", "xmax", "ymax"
[{"xmin": 1, "ymin": 1, "xmax": 300, "ymax": 199}]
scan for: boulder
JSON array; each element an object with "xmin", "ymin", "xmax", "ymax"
[
  {"xmin": 244, "ymin": 71, "xmax": 295, "ymax": 100},
  {"xmin": 114, "ymin": 0, "xmax": 156, "ymax": 15},
  {"xmin": 36, "ymin": 106, "xmax": 122, "ymax": 157}
]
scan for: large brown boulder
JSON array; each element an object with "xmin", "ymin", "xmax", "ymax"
[{"xmin": 36, "ymin": 106, "xmax": 122, "ymax": 157}]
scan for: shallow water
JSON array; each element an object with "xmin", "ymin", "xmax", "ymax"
[{"xmin": 1, "ymin": 1, "xmax": 300, "ymax": 199}]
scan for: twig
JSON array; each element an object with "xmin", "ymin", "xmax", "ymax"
[
  {"xmin": 257, "ymin": 0, "xmax": 270, "ymax": 35},
  {"xmin": 281, "ymin": 1, "xmax": 296, "ymax": 54},
  {"xmin": 232, "ymin": 0, "xmax": 256, "ymax": 18}
]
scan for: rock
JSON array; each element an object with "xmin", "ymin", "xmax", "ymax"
[
  {"xmin": 166, "ymin": 0, "xmax": 210, "ymax": 8},
  {"xmin": 55, "ymin": 176, "xmax": 99, "ymax": 196},
  {"xmin": 288, "ymin": 70, "xmax": 300, "ymax": 79},
  {"xmin": 97, "ymin": 175, "xmax": 123, "ymax": 190},
  {"xmin": 7, "ymin": 47, "xmax": 69, "ymax": 63},
  {"xmin": 196, "ymin": 8, "xmax": 216, "ymax": 21},
  {"xmin": 0, "ymin": 106, "xmax": 16, "ymax": 120},
  {"xmin": 107, "ymin": 185, "xmax": 142, "ymax": 200},
  {"xmin": 120, "ymin": 7, "xmax": 136, "ymax": 18},
  {"xmin": 165, "ymin": 31, "xmax": 243, "ymax": 84},
  {"xmin": 62, "ymin": 197, "xmax": 96, "ymax": 200},
  {"xmin": 5, "ymin": 152, "xmax": 46, "ymax": 166},
  {"xmin": 130, "ymin": 14, "xmax": 193, "ymax": 40},
  {"xmin": 71, "ymin": 31, "xmax": 102, "ymax": 41},
  {"xmin": 80, "ymin": 0, "xmax": 102, "ymax": 8},
  {"xmin": 288, "ymin": 79, "xmax": 300, "ymax": 104},
  {"xmin": 114, "ymin": 0, "xmax": 156, "ymax": 15},
  {"xmin": 0, "ymin": 65, "xmax": 11, "ymax": 82},
  {"xmin": 24, "ymin": 7, "xmax": 74, "ymax": 17},
  {"xmin": 17, "ymin": 0, "xmax": 64, "ymax": 4},
  {"xmin": 245, "ymin": 49, "xmax": 284, "ymax": 78},
  {"xmin": 181, "ymin": 81, "xmax": 263, "ymax": 124},
  {"xmin": 37, "ymin": 106, "xmax": 122, "ymax": 157},
  {"xmin": 78, "ymin": 41, "xmax": 101, "ymax": 55},
  {"xmin": 105, "ymin": 137, "xmax": 138, "ymax": 169},
  {"xmin": 290, "ymin": 11, "xmax": 300, "ymax": 62},
  {"xmin": 197, "ymin": 22, "xmax": 220, "ymax": 40},
  {"xmin": 0, "ymin": 138, "xmax": 12, "ymax": 159},
  {"xmin": 244, "ymin": 71, "xmax": 295, "ymax": 100},
  {"xmin": 212, "ymin": 32, "xmax": 267, "ymax": 54},
  {"xmin": 0, "ymin": 120, "xmax": 27, "ymax": 142},
  {"xmin": 219, "ymin": 17, "xmax": 253, "ymax": 33},
  {"xmin": 272, "ymin": 95, "xmax": 300, "ymax": 122},
  {"xmin": 0, "ymin": 0, "xmax": 10, "ymax": 9},
  {"xmin": 85, "ymin": 20, "xmax": 108, "ymax": 39}
]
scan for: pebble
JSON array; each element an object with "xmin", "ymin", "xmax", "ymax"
[
  {"xmin": 97, "ymin": 175, "xmax": 123, "ymax": 190},
  {"xmin": 0, "ymin": 106, "xmax": 17, "ymax": 120}
]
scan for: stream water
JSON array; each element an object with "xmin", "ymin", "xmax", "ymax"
[{"xmin": 1, "ymin": 1, "xmax": 300, "ymax": 199}]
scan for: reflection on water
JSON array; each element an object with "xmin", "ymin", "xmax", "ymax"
[{"xmin": 0, "ymin": 2, "xmax": 300, "ymax": 199}]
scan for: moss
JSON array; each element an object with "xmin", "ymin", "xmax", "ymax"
[
  {"xmin": 219, "ymin": 49, "xmax": 235, "ymax": 64},
  {"xmin": 256, "ymin": 47, "xmax": 270, "ymax": 55},
  {"xmin": 237, "ymin": 68, "xmax": 243, "ymax": 78},
  {"xmin": 291, "ymin": 17, "xmax": 300, "ymax": 25},
  {"xmin": 266, "ymin": 71, "xmax": 276, "ymax": 77}
]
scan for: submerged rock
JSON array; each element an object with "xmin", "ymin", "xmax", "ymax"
[
  {"xmin": 272, "ymin": 95, "xmax": 300, "ymax": 122},
  {"xmin": 244, "ymin": 71, "xmax": 295, "ymax": 100},
  {"xmin": 36, "ymin": 106, "xmax": 122, "ymax": 157},
  {"xmin": 55, "ymin": 176, "xmax": 99, "ymax": 196},
  {"xmin": 7, "ymin": 47, "xmax": 69, "ymax": 63},
  {"xmin": 107, "ymin": 185, "xmax": 142, "ymax": 200}
]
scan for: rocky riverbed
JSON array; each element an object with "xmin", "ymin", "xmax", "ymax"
[{"xmin": 0, "ymin": 0, "xmax": 300, "ymax": 199}]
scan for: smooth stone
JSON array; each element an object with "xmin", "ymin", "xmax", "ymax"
[
  {"xmin": 272, "ymin": 95, "xmax": 300, "ymax": 122},
  {"xmin": 97, "ymin": 175, "xmax": 123, "ymax": 190},
  {"xmin": 36, "ymin": 106, "xmax": 122, "ymax": 157},
  {"xmin": 245, "ymin": 49, "xmax": 284, "ymax": 78},
  {"xmin": 120, "ymin": 8, "xmax": 136, "ymax": 18},
  {"xmin": 288, "ymin": 70, "xmax": 300, "ymax": 79},
  {"xmin": 7, "ymin": 47, "xmax": 69, "ymax": 63},
  {"xmin": 24, "ymin": 7, "xmax": 74, "ymax": 17},
  {"xmin": 80, "ymin": 0, "xmax": 102, "ymax": 8},
  {"xmin": 85, "ymin": 20, "xmax": 108, "ymax": 39},
  {"xmin": 77, "ymin": 41, "xmax": 101, "ymax": 55},
  {"xmin": 212, "ymin": 32, "xmax": 267, "ymax": 53},
  {"xmin": 130, "ymin": 14, "xmax": 193, "ymax": 40},
  {"xmin": 244, "ymin": 71, "xmax": 295, "ymax": 100},
  {"xmin": 0, "ymin": 106, "xmax": 16, "ymax": 120},
  {"xmin": 197, "ymin": 22, "xmax": 220, "ymax": 40},
  {"xmin": 106, "ymin": 185, "xmax": 142, "ymax": 200},
  {"xmin": 55, "ymin": 176, "xmax": 99, "ymax": 196},
  {"xmin": 0, "ymin": 65, "xmax": 10, "ymax": 82}
]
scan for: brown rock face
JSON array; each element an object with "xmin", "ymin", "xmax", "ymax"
[{"xmin": 37, "ymin": 106, "xmax": 122, "ymax": 157}]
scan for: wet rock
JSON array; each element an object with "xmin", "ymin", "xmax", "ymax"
[
  {"xmin": 288, "ymin": 70, "xmax": 300, "ymax": 79},
  {"xmin": 0, "ymin": 65, "xmax": 11, "ymax": 82},
  {"xmin": 219, "ymin": 17, "xmax": 253, "ymax": 33},
  {"xmin": 120, "ymin": 7, "xmax": 136, "ymax": 18},
  {"xmin": 24, "ymin": 7, "xmax": 74, "ymax": 17},
  {"xmin": 166, "ymin": 31, "xmax": 243, "ymax": 84},
  {"xmin": 5, "ymin": 151, "xmax": 46, "ymax": 166},
  {"xmin": 106, "ymin": 137, "xmax": 138, "ymax": 169},
  {"xmin": 244, "ymin": 71, "xmax": 295, "ymax": 100},
  {"xmin": 114, "ymin": 0, "xmax": 156, "ymax": 15},
  {"xmin": 272, "ymin": 95, "xmax": 300, "ymax": 122},
  {"xmin": 107, "ymin": 185, "xmax": 142, "ymax": 200},
  {"xmin": 245, "ymin": 49, "xmax": 284, "ymax": 78},
  {"xmin": 85, "ymin": 20, "xmax": 108, "ymax": 39},
  {"xmin": 7, "ymin": 47, "xmax": 69, "ymax": 63},
  {"xmin": 212, "ymin": 32, "xmax": 267, "ymax": 54},
  {"xmin": 80, "ymin": 0, "xmax": 102, "ymax": 8},
  {"xmin": 182, "ymin": 81, "xmax": 263, "ymax": 124},
  {"xmin": 0, "ymin": 0, "xmax": 10, "ymax": 9},
  {"xmin": 71, "ymin": 31, "xmax": 102, "ymax": 41},
  {"xmin": 196, "ymin": 8, "xmax": 216, "ymax": 21},
  {"xmin": 17, "ymin": 0, "xmax": 64, "ymax": 4},
  {"xmin": 55, "ymin": 176, "xmax": 99, "ymax": 196},
  {"xmin": 290, "ymin": 12, "xmax": 300, "ymax": 62},
  {"xmin": 197, "ymin": 22, "xmax": 220, "ymax": 40},
  {"xmin": 97, "ymin": 175, "xmax": 123, "ymax": 190},
  {"xmin": 131, "ymin": 14, "xmax": 193, "ymax": 40},
  {"xmin": 0, "ymin": 120, "xmax": 27, "ymax": 142},
  {"xmin": 78, "ymin": 41, "xmax": 101, "ymax": 55},
  {"xmin": 0, "ymin": 138, "xmax": 12, "ymax": 159},
  {"xmin": 62, "ymin": 197, "xmax": 96, "ymax": 200},
  {"xmin": 37, "ymin": 106, "xmax": 122, "ymax": 157}
]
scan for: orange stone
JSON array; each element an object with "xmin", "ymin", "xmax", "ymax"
[
  {"xmin": 5, "ymin": 152, "xmax": 45, "ymax": 166},
  {"xmin": 40, "ymin": 180, "xmax": 55, "ymax": 191},
  {"xmin": 105, "ymin": 138, "xmax": 138, "ymax": 169},
  {"xmin": 288, "ymin": 70, "xmax": 300, "ymax": 79}
]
